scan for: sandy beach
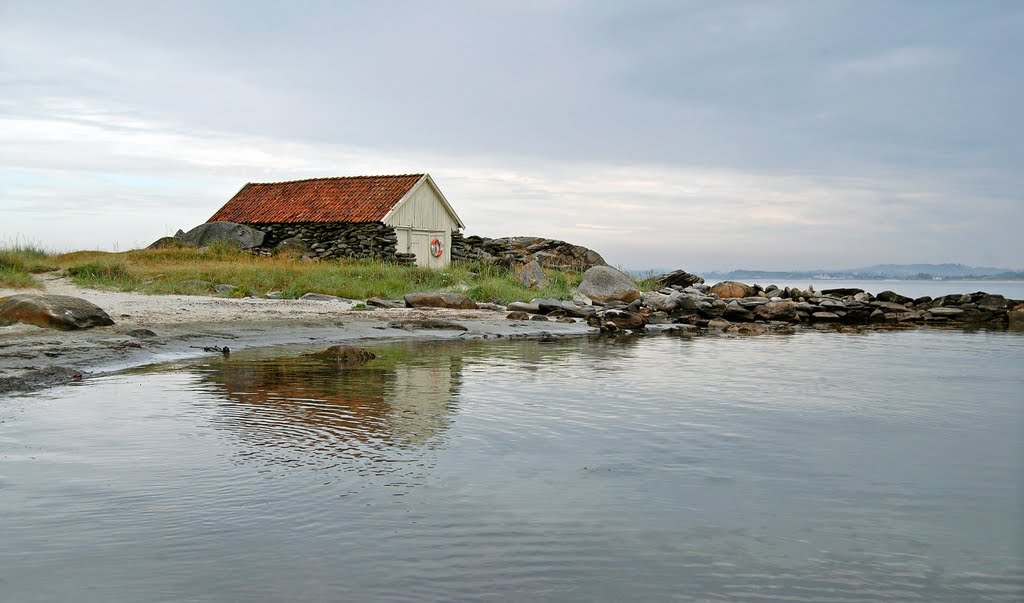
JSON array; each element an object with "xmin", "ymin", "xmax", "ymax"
[{"xmin": 0, "ymin": 276, "xmax": 592, "ymax": 393}]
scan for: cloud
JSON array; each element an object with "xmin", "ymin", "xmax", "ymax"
[{"xmin": 0, "ymin": 1, "xmax": 1021, "ymax": 269}]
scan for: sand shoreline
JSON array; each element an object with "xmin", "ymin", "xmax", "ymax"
[{"xmin": 0, "ymin": 277, "xmax": 593, "ymax": 394}]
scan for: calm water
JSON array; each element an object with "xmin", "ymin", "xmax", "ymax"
[{"xmin": 2, "ymin": 329, "xmax": 1023, "ymax": 602}]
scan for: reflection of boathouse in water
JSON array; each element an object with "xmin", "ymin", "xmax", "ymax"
[{"xmin": 198, "ymin": 344, "xmax": 463, "ymax": 468}]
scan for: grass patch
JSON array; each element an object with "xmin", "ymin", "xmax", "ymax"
[
  {"xmin": 44, "ymin": 245, "xmax": 603, "ymax": 303},
  {"xmin": 0, "ymin": 243, "xmax": 58, "ymax": 289}
]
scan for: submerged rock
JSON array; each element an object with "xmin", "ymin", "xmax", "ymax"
[
  {"xmin": 387, "ymin": 319, "xmax": 469, "ymax": 331},
  {"xmin": 0, "ymin": 294, "xmax": 115, "ymax": 330},
  {"xmin": 306, "ymin": 345, "xmax": 375, "ymax": 363}
]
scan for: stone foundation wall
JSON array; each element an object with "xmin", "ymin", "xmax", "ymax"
[{"xmin": 246, "ymin": 222, "xmax": 411, "ymax": 262}]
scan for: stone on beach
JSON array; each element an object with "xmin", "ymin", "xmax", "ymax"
[
  {"xmin": 709, "ymin": 281, "xmax": 755, "ymax": 299},
  {"xmin": 0, "ymin": 294, "xmax": 115, "ymax": 331},
  {"xmin": 576, "ymin": 266, "xmax": 641, "ymax": 304},
  {"xmin": 403, "ymin": 292, "xmax": 478, "ymax": 310}
]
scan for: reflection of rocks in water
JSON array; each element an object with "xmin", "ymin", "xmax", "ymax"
[{"xmin": 199, "ymin": 344, "xmax": 462, "ymax": 473}]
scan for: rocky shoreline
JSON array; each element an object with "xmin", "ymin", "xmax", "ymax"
[{"xmin": 2, "ymin": 269, "xmax": 1022, "ymax": 396}]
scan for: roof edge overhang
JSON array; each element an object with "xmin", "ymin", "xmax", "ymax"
[{"xmin": 382, "ymin": 174, "xmax": 466, "ymax": 229}]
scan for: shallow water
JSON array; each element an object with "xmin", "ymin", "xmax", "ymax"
[{"xmin": 2, "ymin": 330, "xmax": 1023, "ymax": 602}]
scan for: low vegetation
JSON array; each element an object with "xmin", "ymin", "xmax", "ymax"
[
  {"xmin": 1, "ymin": 242, "xmax": 613, "ymax": 304},
  {"xmin": 0, "ymin": 243, "xmax": 58, "ymax": 289}
]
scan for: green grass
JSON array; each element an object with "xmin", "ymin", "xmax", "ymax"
[
  {"xmin": 48, "ymin": 245, "xmax": 591, "ymax": 304},
  {"xmin": 0, "ymin": 243, "xmax": 58, "ymax": 289}
]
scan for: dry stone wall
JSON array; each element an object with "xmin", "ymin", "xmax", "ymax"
[{"xmin": 245, "ymin": 222, "xmax": 412, "ymax": 263}]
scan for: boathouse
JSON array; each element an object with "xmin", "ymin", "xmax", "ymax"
[{"xmin": 207, "ymin": 174, "xmax": 465, "ymax": 267}]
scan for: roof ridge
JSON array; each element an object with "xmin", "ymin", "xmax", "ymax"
[{"xmin": 246, "ymin": 174, "xmax": 425, "ymax": 186}]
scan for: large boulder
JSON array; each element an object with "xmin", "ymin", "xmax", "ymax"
[
  {"xmin": 403, "ymin": 292, "xmax": 478, "ymax": 310},
  {"xmin": 178, "ymin": 222, "xmax": 265, "ymax": 249},
  {"xmin": 576, "ymin": 266, "xmax": 640, "ymax": 304},
  {"xmin": 710, "ymin": 280, "xmax": 755, "ymax": 299},
  {"xmin": 0, "ymin": 294, "xmax": 115, "ymax": 330}
]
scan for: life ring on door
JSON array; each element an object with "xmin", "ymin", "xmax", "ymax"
[{"xmin": 429, "ymin": 238, "xmax": 444, "ymax": 258}]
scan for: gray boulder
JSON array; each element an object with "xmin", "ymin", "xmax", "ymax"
[
  {"xmin": 517, "ymin": 259, "xmax": 550, "ymax": 289},
  {"xmin": 178, "ymin": 222, "xmax": 265, "ymax": 249},
  {"xmin": 404, "ymin": 292, "xmax": 478, "ymax": 310},
  {"xmin": 576, "ymin": 266, "xmax": 641, "ymax": 304},
  {"xmin": 0, "ymin": 294, "xmax": 115, "ymax": 330}
]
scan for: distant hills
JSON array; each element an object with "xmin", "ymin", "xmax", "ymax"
[{"xmin": 695, "ymin": 263, "xmax": 1024, "ymax": 281}]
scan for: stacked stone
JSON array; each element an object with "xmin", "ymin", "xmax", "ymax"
[{"xmin": 246, "ymin": 222, "xmax": 401, "ymax": 261}]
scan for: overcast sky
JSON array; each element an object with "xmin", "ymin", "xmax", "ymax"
[{"xmin": 1, "ymin": 1, "xmax": 1021, "ymax": 270}]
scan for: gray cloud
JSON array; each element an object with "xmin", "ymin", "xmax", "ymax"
[{"xmin": 0, "ymin": 0, "xmax": 1021, "ymax": 269}]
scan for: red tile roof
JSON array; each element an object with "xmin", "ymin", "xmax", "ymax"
[{"xmin": 208, "ymin": 174, "xmax": 425, "ymax": 224}]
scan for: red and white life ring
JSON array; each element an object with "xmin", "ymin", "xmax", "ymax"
[{"xmin": 430, "ymin": 238, "xmax": 444, "ymax": 258}]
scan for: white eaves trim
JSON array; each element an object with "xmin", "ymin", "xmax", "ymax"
[{"xmin": 382, "ymin": 173, "xmax": 466, "ymax": 230}]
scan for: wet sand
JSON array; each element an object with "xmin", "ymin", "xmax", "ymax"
[{"xmin": 0, "ymin": 276, "xmax": 591, "ymax": 394}]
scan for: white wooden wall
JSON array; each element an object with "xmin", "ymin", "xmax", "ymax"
[{"xmin": 385, "ymin": 180, "xmax": 461, "ymax": 267}]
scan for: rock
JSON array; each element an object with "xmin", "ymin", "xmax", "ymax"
[
  {"xmin": 475, "ymin": 302, "xmax": 506, "ymax": 311},
  {"xmin": 726, "ymin": 323, "xmax": 769, "ymax": 336},
  {"xmin": 870, "ymin": 300, "xmax": 911, "ymax": 312},
  {"xmin": 516, "ymin": 259, "xmax": 550, "ymax": 289},
  {"xmin": 811, "ymin": 311, "xmax": 840, "ymax": 322},
  {"xmin": 1009, "ymin": 305, "xmax": 1024, "ymax": 329},
  {"xmin": 641, "ymin": 291, "xmax": 679, "ymax": 312},
  {"xmin": 127, "ymin": 328, "xmax": 158, "ymax": 338},
  {"xmin": 876, "ymin": 288, "xmax": 917, "ymax": 303},
  {"xmin": 586, "ymin": 309, "xmax": 647, "ymax": 332},
  {"xmin": 655, "ymin": 269, "xmax": 705, "ymax": 289},
  {"xmin": 530, "ymin": 314, "xmax": 549, "ymax": 322},
  {"xmin": 299, "ymin": 293, "xmax": 344, "ymax": 302},
  {"xmin": 489, "ymin": 236, "xmax": 607, "ymax": 269},
  {"xmin": 275, "ymin": 236, "xmax": 307, "ymax": 253},
  {"xmin": 0, "ymin": 294, "xmax": 115, "ymax": 330},
  {"xmin": 709, "ymin": 281, "xmax": 755, "ymax": 299},
  {"xmin": 214, "ymin": 284, "xmax": 237, "ymax": 295},
  {"xmin": 366, "ymin": 298, "xmax": 405, "ymax": 309},
  {"xmin": 507, "ymin": 301, "xmax": 542, "ymax": 314},
  {"xmin": 723, "ymin": 302, "xmax": 755, "ymax": 322},
  {"xmin": 928, "ymin": 307, "xmax": 964, "ymax": 317},
  {"xmin": 403, "ymin": 292, "xmax": 478, "ymax": 310},
  {"xmin": 147, "ymin": 236, "xmax": 186, "ymax": 249},
  {"xmin": 754, "ymin": 300, "xmax": 799, "ymax": 322},
  {"xmin": 576, "ymin": 266, "xmax": 641, "ymax": 304},
  {"xmin": 178, "ymin": 221, "xmax": 265, "ymax": 249},
  {"xmin": 306, "ymin": 345, "xmax": 375, "ymax": 363},
  {"xmin": 977, "ymin": 295, "xmax": 1010, "ymax": 311},
  {"xmin": 821, "ymin": 288, "xmax": 864, "ymax": 297},
  {"xmin": 706, "ymin": 318, "xmax": 732, "ymax": 331},
  {"xmin": 506, "ymin": 311, "xmax": 532, "ymax": 320},
  {"xmin": 387, "ymin": 319, "xmax": 469, "ymax": 331}
]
